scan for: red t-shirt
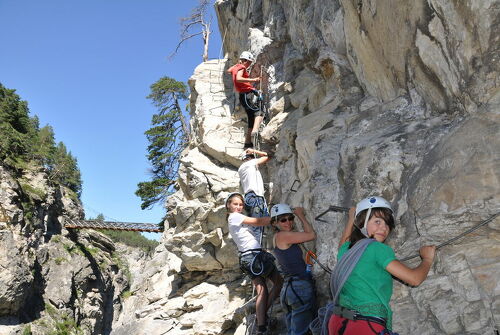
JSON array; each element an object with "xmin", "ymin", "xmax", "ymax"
[{"xmin": 229, "ymin": 64, "xmax": 254, "ymax": 93}]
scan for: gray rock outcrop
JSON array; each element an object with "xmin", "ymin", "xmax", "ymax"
[{"xmin": 0, "ymin": 164, "xmax": 131, "ymax": 335}]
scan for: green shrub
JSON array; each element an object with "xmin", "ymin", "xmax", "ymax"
[
  {"xmin": 21, "ymin": 324, "xmax": 32, "ymax": 335},
  {"xmin": 44, "ymin": 303, "xmax": 83, "ymax": 335},
  {"xmin": 20, "ymin": 183, "xmax": 47, "ymax": 201},
  {"xmin": 54, "ymin": 257, "xmax": 66, "ymax": 265},
  {"xmin": 121, "ymin": 290, "xmax": 133, "ymax": 299},
  {"xmin": 47, "ymin": 317, "xmax": 83, "ymax": 335}
]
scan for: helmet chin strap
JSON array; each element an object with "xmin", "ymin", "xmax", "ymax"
[{"xmin": 359, "ymin": 207, "xmax": 372, "ymax": 238}]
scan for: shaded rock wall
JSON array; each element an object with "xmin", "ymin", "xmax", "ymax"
[{"xmin": 0, "ymin": 164, "xmax": 131, "ymax": 335}]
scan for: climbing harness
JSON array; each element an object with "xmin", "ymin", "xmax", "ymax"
[
  {"xmin": 243, "ymin": 90, "xmax": 262, "ymax": 112},
  {"xmin": 281, "ymin": 276, "xmax": 308, "ymax": 314},
  {"xmin": 399, "ymin": 211, "xmax": 500, "ymax": 261},
  {"xmin": 239, "ymin": 249, "xmax": 276, "ymax": 277},
  {"xmin": 335, "ymin": 306, "xmax": 385, "ymax": 324}
]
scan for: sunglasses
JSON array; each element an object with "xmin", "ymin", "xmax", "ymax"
[{"xmin": 278, "ymin": 215, "xmax": 295, "ymax": 223}]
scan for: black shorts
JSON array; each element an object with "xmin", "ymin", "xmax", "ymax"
[
  {"xmin": 239, "ymin": 91, "xmax": 264, "ymax": 129},
  {"xmin": 239, "ymin": 250, "xmax": 277, "ymax": 279}
]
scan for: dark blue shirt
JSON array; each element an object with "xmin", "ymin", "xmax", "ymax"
[{"xmin": 273, "ymin": 243, "xmax": 307, "ymax": 278}]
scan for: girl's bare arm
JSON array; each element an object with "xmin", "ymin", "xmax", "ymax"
[{"xmin": 386, "ymin": 246, "xmax": 436, "ymax": 286}]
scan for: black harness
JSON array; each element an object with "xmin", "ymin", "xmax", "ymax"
[
  {"xmin": 282, "ymin": 276, "xmax": 310, "ymax": 312},
  {"xmin": 333, "ymin": 305, "xmax": 391, "ymax": 335}
]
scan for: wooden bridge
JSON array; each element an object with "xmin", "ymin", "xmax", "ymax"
[{"xmin": 64, "ymin": 219, "xmax": 163, "ymax": 233}]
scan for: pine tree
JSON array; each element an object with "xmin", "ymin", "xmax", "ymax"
[
  {"xmin": 136, "ymin": 77, "xmax": 189, "ymax": 209},
  {"xmin": 0, "ymin": 83, "xmax": 82, "ymax": 198},
  {"xmin": 0, "ymin": 84, "xmax": 33, "ymax": 168},
  {"xmin": 33, "ymin": 124, "xmax": 56, "ymax": 168},
  {"xmin": 50, "ymin": 142, "xmax": 82, "ymax": 197}
]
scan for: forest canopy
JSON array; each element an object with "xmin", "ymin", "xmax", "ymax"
[{"xmin": 0, "ymin": 83, "xmax": 82, "ymax": 196}]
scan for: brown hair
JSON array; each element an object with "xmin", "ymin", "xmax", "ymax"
[
  {"xmin": 349, "ymin": 208, "xmax": 394, "ymax": 248},
  {"xmin": 225, "ymin": 193, "xmax": 245, "ymax": 220}
]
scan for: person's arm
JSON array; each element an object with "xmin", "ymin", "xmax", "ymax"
[
  {"xmin": 242, "ymin": 215, "xmax": 271, "ymax": 227},
  {"xmin": 245, "ymin": 148, "xmax": 269, "ymax": 166},
  {"xmin": 235, "ymin": 68, "xmax": 261, "ymax": 83},
  {"xmin": 275, "ymin": 207, "xmax": 316, "ymax": 249},
  {"xmin": 386, "ymin": 245, "xmax": 436, "ymax": 286},
  {"xmin": 227, "ymin": 65, "xmax": 234, "ymax": 74},
  {"xmin": 339, "ymin": 207, "xmax": 356, "ymax": 248}
]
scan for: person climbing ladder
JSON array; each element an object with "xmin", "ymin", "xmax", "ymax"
[
  {"xmin": 238, "ymin": 148, "xmax": 269, "ymax": 219},
  {"xmin": 271, "ymin": 204, "xmax": 317, "ymax": 335},
  {"xmin": 227, "ymin": 51, "xmax": 264, "ymax": 149},
  {"xmin": 226, "ymin": 192, "xmax": 283, "ymax": 335}
]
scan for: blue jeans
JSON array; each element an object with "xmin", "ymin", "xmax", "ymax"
[
  {"xmin": 244, "ymin": 191, "xmax": 268, "ymax": 218},
  {"xmin": 244, "ymin": 192, "xmax": 268, "ymax": 243},
  {"xmin": 280, "ymin": 277, "xmax": 316, "ymax": 335}
]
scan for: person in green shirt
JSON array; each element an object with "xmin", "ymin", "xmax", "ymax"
[{"xmin": 328, "ymin": 196, "xmax": 436, "ymax": 335}]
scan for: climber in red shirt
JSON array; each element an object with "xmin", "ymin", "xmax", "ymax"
[{"xmin": 227, "ymin": 51, "xmax": 263, "ymax": 149}]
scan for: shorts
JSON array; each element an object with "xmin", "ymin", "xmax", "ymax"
[
  {"xmin": 239, "ymin": 91, "xmax": 264, "ymax": 129},
  {"xmin": 239, "ymin": 250, "xmax": 277, "ymax": 279}
]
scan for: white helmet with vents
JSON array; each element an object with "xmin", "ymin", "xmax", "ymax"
[
  {"xmin": 355, "ymin": 196, "xmax": 392, "ymax": 217},
  {"xmin": 239, "ymin": 51, "xmax": 255, "ymax": 62},
  {"xmin": 270, "ymin": 204, "xmax": 293, "ymax": 220},
  {"xmin": 355, "ymin": 196, "xmax": 393, "ymax": 237}
]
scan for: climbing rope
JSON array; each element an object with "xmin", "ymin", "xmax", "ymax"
[{"xmin": 399, "ymin": 212, "xmax": 500, "ymax": 261}]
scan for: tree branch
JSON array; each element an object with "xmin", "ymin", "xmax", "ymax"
[{"xmin": 169, "ymin": 32, "xmax": 204, "ymax": 60}]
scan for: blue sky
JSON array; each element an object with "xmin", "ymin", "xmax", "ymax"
[{"xmin": 0, "ymin": 0, "xmax": 222, "ymax": 239}]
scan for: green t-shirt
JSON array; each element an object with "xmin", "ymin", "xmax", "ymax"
[{"xmin": 338, "ymin": 241, "xmax": 396, "ymax": 329}]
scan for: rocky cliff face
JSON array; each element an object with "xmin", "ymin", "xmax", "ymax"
[
  {"xmin": 111, "ymin": 0, "xmax": 500, "ymax": 334},
  {"xmin": 0, "ymin": 164, "xmax": 132, "ymax": 335}
]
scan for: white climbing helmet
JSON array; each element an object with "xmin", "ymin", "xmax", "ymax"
[
  {"xmin": 355, "ymin": 196, "xmax": 393, "ymax": 237},
  {"xmin": 355, "ymin": 196, "xmax": 392, "ymax": 217},
  {"xmin": 270, "ymin": 204, "xmax": 293, "ymax": 221},
  {"xmin": 224, "ymin": 192, "xmax": 243, "ymax": 209},
  {"xmin": 239, "ymin": 51, "xmax": 255, "ymax": 63}
]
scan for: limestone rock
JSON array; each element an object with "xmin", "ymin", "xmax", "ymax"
[{"xmin": 0, "ymin": 230, "xmax": 33, "ymax": 316}]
